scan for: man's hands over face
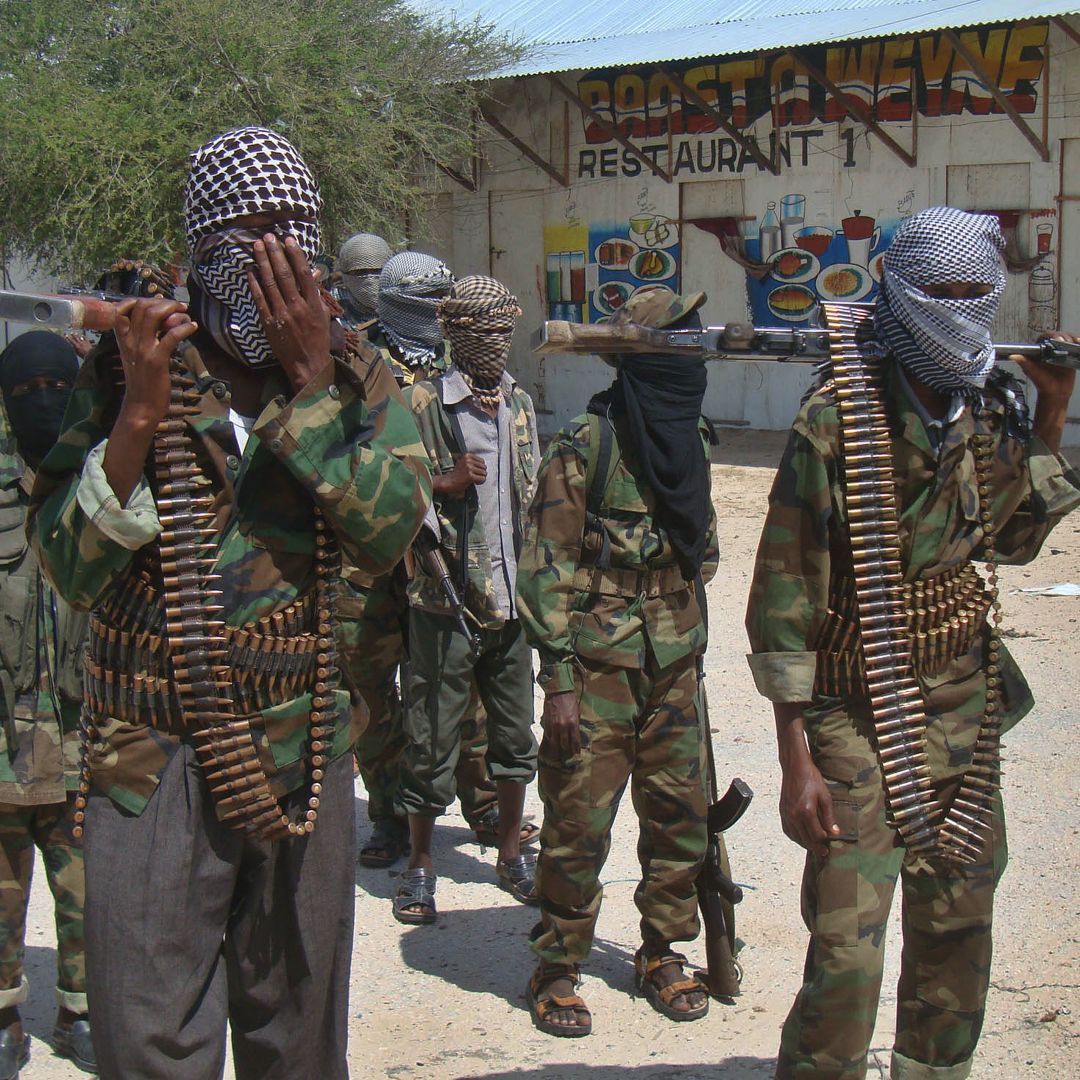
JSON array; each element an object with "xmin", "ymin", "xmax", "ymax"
[{"xmin": 247, "ymin": 232, "xmax": 332, "ymax": 392}]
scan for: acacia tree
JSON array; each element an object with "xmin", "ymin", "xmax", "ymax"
[{"xmin": 0, "ymin": 0, "xmax": 518, "ymax": 278}]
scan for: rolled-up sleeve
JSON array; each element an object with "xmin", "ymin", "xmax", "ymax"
[
  {"xmin": 75, "ymin": 440, "xmax": 161, "ymax": 550},
  {"xmin": 744, "ymin": 425, "xmax": 836, "ymax": 703}
]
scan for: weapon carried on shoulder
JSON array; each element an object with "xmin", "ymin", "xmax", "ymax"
[
  {"xmin": 533, "ymin": 318, "xmax": 1080, "ymax": 370},
  {"xmin": 412, "ymin": 528, "xmax": 481, "ymax": 656},
  {"xmin": 1, "ymin": 264, "xmax": 176, "ymax": 333}
]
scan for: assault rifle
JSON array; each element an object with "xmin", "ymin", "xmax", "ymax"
[
  {"xmin": 691, "ymin": 574, "xmax": 753, "ymax": 1000},
  {"xmin": 412, "ymin": 528, "xmax": 481, "ymax": 657},
  {"xmin": 696, "ymin": 683, "xmax": 753, "ymax": 999},
  {"xmin": 532, "ymin": 318, "xmax": 1080, "ymax": 369}
]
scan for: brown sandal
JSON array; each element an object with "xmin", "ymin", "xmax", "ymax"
[
  {"xmin": 634, "ymin": 951, "xmax": 709, "ymax": 1022},
  {"xmin": 527, "ymin": 963, "xmax": 592, "ymax": 1038}
]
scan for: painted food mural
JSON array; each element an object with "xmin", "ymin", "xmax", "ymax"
[
  {"xmin": 544, "ymin": 217, "xmax": 681, "ymax": 322},
  {"xmin": 747, "ymin": 199, "xmax": 894, "ymax": 326}
]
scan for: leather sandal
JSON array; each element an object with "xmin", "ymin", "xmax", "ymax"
[
  {"xmin": 527, "ymin": 963, "xmax": 591, "ymax": 1038},
  {"xmin": 358, "ymin": 819, "xmax": 410, "ymax": 868},
  {"xmin": 496, "ymin": 852, "xmax": 539, "ymax": 905},
  {"xmin": 392, "ymin": 868, "xmax": 437, "ymax": 925},
  {"xmin": 473, "ymin": 809, "xmax": 539, "ymax": 848},
  {"xmin": 634, "ymin": 950, "xmax": 710, "ymax": 1022}
]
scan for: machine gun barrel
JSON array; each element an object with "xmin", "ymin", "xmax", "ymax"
[{"xmin": 532, "ymin": 319, "xmax": 1080, "ymax": 370}]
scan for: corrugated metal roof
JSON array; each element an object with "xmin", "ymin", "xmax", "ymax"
[{"xmin": 409, "ymin": 0, "xmax": 1080, "ymax": 77}]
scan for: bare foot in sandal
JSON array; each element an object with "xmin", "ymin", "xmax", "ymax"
[
  {"xmin": 528, "ymin": 965, "xmax": 591, "ymax": 1037},
  {"xmin": 635, "ymin": 951, "xmax": 709, "ymax": 1021}
]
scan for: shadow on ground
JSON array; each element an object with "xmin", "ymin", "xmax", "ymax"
[{"xmin": 455, "ymin": 1059, "xmax": 775, "ymax": 1079}]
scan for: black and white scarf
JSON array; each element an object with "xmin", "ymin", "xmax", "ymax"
[
  {"xmin": 183, "ymin": 126, "xmax": 322, "ymax": 368},
  {"xmin": 377, "ymin": 252, "xmax": 454, "ymax": 368},
  {"xmin": 874, "ymin": 206, "xmax": 1006, "ymax": 399}
]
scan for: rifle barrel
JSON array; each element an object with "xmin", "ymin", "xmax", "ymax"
[{"xmin": 533, "ymin": 320, "xmax": 1080, "ymax": 370}]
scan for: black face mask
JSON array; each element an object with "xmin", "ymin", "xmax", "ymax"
[
  {"xmin": 0, "ymin": 331, "xmax": 79, "ymax": 467},
  {"xmin": 4, "ymin": 387, "xmax": 73, "ymax": 466}
]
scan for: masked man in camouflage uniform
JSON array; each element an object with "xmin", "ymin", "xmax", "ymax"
[
  {"xmin": 393, "ymin": 274, "xmax": 540, "ymax": 923},
  {"xmin": 517, "ymin": 290, "xmax": 719, "ymax": 1037},
  {"xmin": 746, "ymin": 208, "xmax": 1080, "ymax": 1080},
  {"xmin": 0, "ymin": 333, "xmax": 94, "ymax": 1077},
  {"xmin": 344, "ymin": 253, "xmax": 526, "ymax": 868},
  {"xmin": 28, "ymin": 127, "xmax": 431, "ymax": 1079}
]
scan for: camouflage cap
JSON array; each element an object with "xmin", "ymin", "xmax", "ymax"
[{"xmin": 606, "ymin": 287, "xmax": 706, "ymax": 328}]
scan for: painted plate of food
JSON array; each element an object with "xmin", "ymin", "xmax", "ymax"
[
  {"xmin": 816, "ymin": 263, "xmax": 873, "ymax": 302},
  {"xmin": 629, "ymin": 248, "xmax": 676, "ymax": 282},
  {"xmin": 767, "ymin": 283, "xmax": 818, "ymax": 322},
  {"xmin": 868, "ymin": 251, "xmax": 886, "ymax": 283},
  {"xmin": 594, "ymin": 280, "xmax": 633, "ymax": 315},
  {"xmin": 768, "ymin": 247, "xmax": 819, "ymax": 284},
  {"xmin": 594, "ymin": 238, "xmax": 639, "ymax": 270}
]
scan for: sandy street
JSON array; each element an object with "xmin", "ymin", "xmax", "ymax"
[{"xmin": 18, "ymin": 431, "xmax": 1080, "ymax": 1079}]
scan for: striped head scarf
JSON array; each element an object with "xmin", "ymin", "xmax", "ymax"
[
  {"xmin": 337, "ymin": 233, "xmax": 393, "ymax": 320},
  {"xmin": 377, "ymin": 252, "xmax": 454, "ymax": 368},
  {"xmin": 438, "ymin": 275, "xmax": 521, "ymax": 409},
  {"xmin": 184, "ymin": 127, "xmax": 322, "ymax": 369},
  {"xmin": 874, "ymin": 206, "xmax": 1006, "ymax": 398}
]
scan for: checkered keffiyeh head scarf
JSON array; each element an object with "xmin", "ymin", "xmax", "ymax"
[
  {"xmin": 183, "ymin": 127, "xmax": 322, "ymax": 368},
  {"xmin": 874, "ymin": 206, "xmax": 1006, "ymax": 398},
  {"xmin": 377, "ymin": 252, "xmax": 454, "ymax": 368},
  {"xmin": 438, "ymin": 275, "xmax": 521, "ymax": 409}
]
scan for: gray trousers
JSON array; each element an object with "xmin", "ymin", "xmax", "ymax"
[{"xmin": 84, "ymin": 747, "xmax": 354, "ymax": 1080}]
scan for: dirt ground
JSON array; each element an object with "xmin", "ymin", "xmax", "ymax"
[{"xmin": 19, "ymin": 430, "xmax": 1080, "ymax": 1079}]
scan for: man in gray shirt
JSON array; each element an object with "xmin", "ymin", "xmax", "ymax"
[{"xmin": 394, "ymin": 276, "xmax": 540, "ymax": 924}]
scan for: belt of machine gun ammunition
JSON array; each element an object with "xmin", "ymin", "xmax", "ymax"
[
  {"xmin": 814, "ymin": 563, "xmax": 993, "ymax": 698},
  {"xmin": 821, "ymin": 302, "xmax": 1001, "ymax": 863},
  {"xmin": 74, "ymin": 356, "xmax": 341, "ymax": 842}
]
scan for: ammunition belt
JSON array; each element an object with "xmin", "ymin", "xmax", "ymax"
[
  {"xmin": 74, "ymin": 357, "xmax": 341, "ymax": 843},
  {"xmin": 814, "ymin": 563, "xmax": 992, "ymax": 697},
  {"xmin": 572, "ymin": 564, "xmax": 690, "ymax": 598},
  {"xmin": 823, "ymin": 302, "xmax": 941, "ymax": 856},
  {"xmin": 822, "ymin": 302, "xmax": 1003, "ymax": 865}
]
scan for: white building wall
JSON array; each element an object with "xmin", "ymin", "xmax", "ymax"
[{"xmin": 432, "ymin": 20, "xmax": 1080, "ymax": 444}]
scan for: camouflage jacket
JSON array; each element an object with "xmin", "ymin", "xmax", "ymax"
[
  {"xmin": 745, "ymin": 361, "xmax": 1080, "ymax": 733},
  {"xmin": 0, "ymin": 443, "xmax": 87, "ymax": 805},
  {"xmin": 28, "ymin": 336, "xmax": 431, "ymax": 815},
  {"xmin": 516, "ymin": 413, "xmax": 718, "ymax": 693},
  {"xmin": 405, "ymin": 367, "xmax": 538, "ymax": 629}
]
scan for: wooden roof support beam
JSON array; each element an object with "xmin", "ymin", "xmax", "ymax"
[
  {"xmin": 790, "ymin": 51, "xmax": 916, "ymax": 168},
  {"xmin": 661, "ymin": 69, "xmax": 779, "ymax": 176},
  {"xmin": 481, "ymin": 108, "xmax": 569, "ymax": 187},
  {"xmin": 942, "ymin": 29, "xmax": 1050, "ymax": 162},
  {"xmin": 546, "ymin": 74, "xmax": 672, "ymax": 183}
]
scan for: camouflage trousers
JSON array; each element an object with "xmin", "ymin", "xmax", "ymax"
[
  {"xmin": 531, "ymin": 653, "xmax": 707, "ymax": 967},
  {"xmin": 776, "ymin": 696, "xmax": 1007, "ymax": 1080},
  {"xmin": 0, "ymin": 795, "xmax": 86, "ymax": 1011},
  {"xmin": 337, "ymin": 576, "xmax": 497, "ymax": 826}
]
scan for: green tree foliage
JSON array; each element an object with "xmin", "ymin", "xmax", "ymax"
[{"xmin": 0, "ymin": 0, "xmax": 517, "ymax": 278}]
